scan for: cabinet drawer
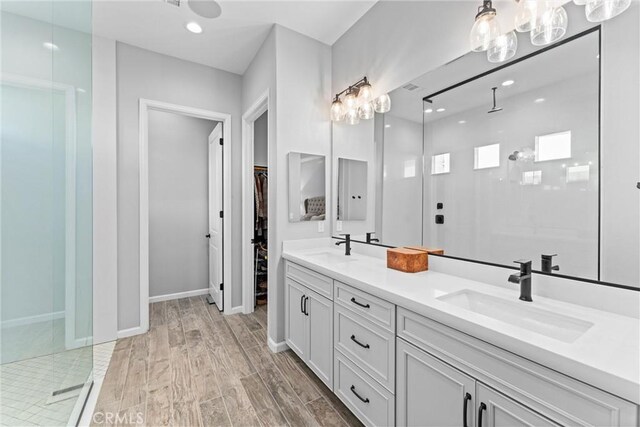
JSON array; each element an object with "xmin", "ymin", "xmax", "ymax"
[
  {"xmin": 334, "ymin": 350, "xmax": 395, "ymax": 427},
  {"xmin": 335, "ymin": 281, "xmax": 395, "ymax": 332},
  {"xmin": 335, "ymin": 305, "xmax": 395, "ymax": 392},
  {"xmin": 285, "ymin": 261, "xmax": 333, "ymax": 299},
  {"xmin": 397, "ymin": 307, "xmax": 638, "ymax": 427}
]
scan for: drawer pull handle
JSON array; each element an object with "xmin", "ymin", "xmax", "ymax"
[
  {"xmin": 463, "ymin": 392, "xmax": 471, "ymax": 427},
  {"xmin": 478, "ymin": 402, "xmax": 487, "ymax": 427},
  {"xmin": 300, "ymin": 295, "xmax": 305, "ymax": 314},
  {"xmin": 304, "ymin": 296, "xmax": 309, "ymax": 316},
  {"xmin": 350, "ymin": 297, "xmax": 370, "ymax": 309},
  {"xmin": 350, "ymin": 385, "xmax": 370, "ymax": 403},
  {"xmin": 350, "ymin": 334, "xmax": 370, "ymax": 349}
]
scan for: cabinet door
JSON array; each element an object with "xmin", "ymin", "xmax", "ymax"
[
  {"xmin": 476, "ymin": 383, "xmax": 559, "ymax": 427},
  {"xmin": 285, "ymin": 279, "xmax": 308, "ymax": 359},
  {"xmin": 307, "ymin": 291, "xmax": 333, "ymax": 389},
  {"xmin": 397, "ymin": 339, "xmax": 475, "ymax": 427}
]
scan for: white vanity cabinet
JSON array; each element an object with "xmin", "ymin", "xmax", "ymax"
[
  {"xmin": 397, "ymin": 338, "xmax": 557, "ymax": 427},
  {"xmin": 397, "ymin": 307, "xmax": 638, "ymax": 427},
  {"xmin": 284, "ymin": 262, "xmax": 333, "ymax": 389}
]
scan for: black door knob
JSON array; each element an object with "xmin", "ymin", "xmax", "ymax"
[{"xmin": 205, "ymin": 234, "xmax": 211, "ymax": 238}]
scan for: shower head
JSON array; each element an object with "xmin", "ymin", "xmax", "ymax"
[
  {"xmin": 508, "ymin": 151, "xmax": 520, "ymax": 161},
  {"xmin": 488, "ymin": 87, "xmax": 503, "ymax": 113}
]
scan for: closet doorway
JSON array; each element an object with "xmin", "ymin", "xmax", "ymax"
[
  {"xmin": 139, "ymin": 99, "xmax": 231, "ymax": 332},
  {"xmin": 242, "ymin": 92, "xmax": 269, "ymax": 318}
]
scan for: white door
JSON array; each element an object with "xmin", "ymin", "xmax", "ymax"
[
  {"xmin": 396, "ymin": 339, "xmax": 475, "ymax": 427},
  {"xmin": 208, "ymin": 123, "xmax": 224, "ymax": 310}
]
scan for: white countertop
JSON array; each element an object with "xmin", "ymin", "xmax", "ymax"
[{"xmin": 282, "ymin": 241, "xmax": 640, "ymax": 405}]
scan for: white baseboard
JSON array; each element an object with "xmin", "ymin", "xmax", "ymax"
[
  {"xmin": 268, "ymin": 337, "xmax": 289, "ymax": 353},
  {"xmin": 1, "ymin": 310, "xmax": 65, "ymax": 329},
  {"xmin": 149, "ymin": 288, "xmax": 209, "ymax": 303},
  {"xmin": 224, "ymin": 305, "xmax": 245, "ymax": 315},
  {"xmin": 117, "ymin": 326, "xmax": 146, "ymax": 339}
]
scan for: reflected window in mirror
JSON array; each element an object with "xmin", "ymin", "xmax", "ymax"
[{"xmin": 287, "ymin": 152, "xmax": 326, "ymax": 222}]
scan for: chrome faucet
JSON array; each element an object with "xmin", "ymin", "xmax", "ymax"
[
  {"xmin": 366, "ymin": 232, "xmax": 379, "ymax": 244},
  {"xmin": 335, "ymin": 234, "xmax": 351, "ymax": 256},
  {"xmin": 508, "ymin": 260, "xmax": 533, "ymax": 302},
  {"xmin": 541, "ymin": 254, "xmax": 560, "ymax": 274}
]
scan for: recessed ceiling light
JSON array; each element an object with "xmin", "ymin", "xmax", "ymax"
[
  {"xmin": 424, "ymin": 108, "xmax": 433, "ymax": 113},
  {"xmin": 502, "ymin": 80, "xmax": 515, "ymax": 86},
  {"xmin": 436, "ymin": 108, "xmax": 446, "ymax": 112},
  {"xmin": 534, "ymin": 98, "xmax": 545, "ymax": 103},
  {"xmin": 384, "ymin": 124, "xmax": 391, "ymax": 128},
  {"xmin": 43, "ymin": 42, "xmax": 59, "ymax": 51},
  {"xmin": 458, "ymin": 120, "xmax": 466, "ymax": 124},
  {"xmin": 186, "ymin": 22, "xmax": 203, "ymax": 34}
]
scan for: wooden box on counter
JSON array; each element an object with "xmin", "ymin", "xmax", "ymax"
[{"xmin": 387, "ymin": 246, "xmax": 444, "ymax": 273}]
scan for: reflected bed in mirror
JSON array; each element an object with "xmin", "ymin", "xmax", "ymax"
[
  {"xmin": 337, "ymin": 158, "xmax": 368, "ymax": 221},
  {"xmin": 332, "ymin": 11, "xmax": 639, "ymax": 289},
  {"xmin": 287, "ymin": 152, "xmax": 326, "ymax": 222}
]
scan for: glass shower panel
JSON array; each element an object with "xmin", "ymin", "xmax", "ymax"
[{"xmin": 0, "ymin": 1, "xmax": 92, "ymax": 425}]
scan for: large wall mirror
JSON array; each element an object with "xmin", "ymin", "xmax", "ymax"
[
  {"xmin": 331, "ymin": 3, "xmax": 639, "ymax": 288},
  {"xmin": 288, "ymin": 152, "xmax": 326, "ymax": 222}
]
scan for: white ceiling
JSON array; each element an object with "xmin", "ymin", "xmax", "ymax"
[{"xmin": 92, "ymin": 0, "xmax": 377, "ymax": 74}]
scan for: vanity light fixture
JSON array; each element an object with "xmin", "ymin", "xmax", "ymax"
[
  {"xmin": 531, "ymin": 6, "xmax": 568, "ymax": 46},
  {"xmin": 487, "ymin": 31, "xmax": 518, "ymax": 63},
  {"xmin": 469, "ymin": 0, "xmax": 501, "ymax": 52},
  {"xmin": 584, "ymin": 0, "xmax": 631, "ymax": 22},
  {"xmin": 185, "ymin": 21, "xmax": 203, "ymax": 34},
  {"xmin": 331, "ymin": 76, "xmax": 391, "ymax": 124},
  {"xmin": 514, "ymin": 0, "xmax": 538, "ymax": 32}
]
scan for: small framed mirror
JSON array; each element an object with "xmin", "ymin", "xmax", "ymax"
[
  {"xmin": 287, "ymin": 152, "xmax": 326, "ymax": 222},
  {"xmin": 337, "ymin": 158, "xmax": 368, "ymax": 221}
]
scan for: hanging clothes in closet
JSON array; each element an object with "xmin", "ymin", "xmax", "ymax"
[{"xmin": 254, "ymin": 168, "xmax": 268, "ymax": 238}]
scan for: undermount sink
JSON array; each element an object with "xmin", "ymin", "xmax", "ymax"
[{"xmin": 438, "ymin": 290, "xmax": 594, "ymax": 343}]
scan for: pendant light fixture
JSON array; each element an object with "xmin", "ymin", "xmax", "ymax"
[
  {"xmin": 469, "ymin": 0, "xmax": 501, "ymax": 52},
  {"xmin": 330, "ymin": 77, "xmax": 390, "ymax": 124}
]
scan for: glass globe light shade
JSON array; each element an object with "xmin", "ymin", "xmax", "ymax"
[
  {"xmin": 330, "ymin": 98, "xmax": 345, "ymax": 122},
  {"xmin": 357, "ymin": 82, "xmax": 373, "ymax": 104},
  {"xmin": 344, "ymin": 90, "xmax": 358, "ymax": 110},
  {"xmin": 573, "ymin": 0, "xmax": 587, "ymax": 4},
  {"xmin": 487, "ymin": 31, "xmax": 518, "ymax": 63},
  {"xmin": 469, "ymin": 13, "xmax": 501, "ymax": 52},
  {"xmin": 531, "ymin": 6, "xmax": 568, "ymax": 46},
  {"xmin": 585, "ymin": 0, "xmax": 631, "ymax": 22},
  {"xmin": 345, "ymin": 108, "xmax": 360, "ymax": 125},
  {"xmin": 359, "ymin": 102, "xmax": 375, "ymax": 120},
  {"xmin": 373, "ymin": 93, "xmax": 391, "ymax": 113},
  {"xmin": 514, "ymin": 0, "xmax": 537, "ymax": 32}
]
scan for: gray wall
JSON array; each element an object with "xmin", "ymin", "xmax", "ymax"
[
  {"xmin": 148, "ymin": 110, "xmax": 217, "ymax": 298},
  {"xmin": 116, "ymin": 42, "xmax": 242, "ymax": 331},
  {"xmin": 254, "ymin": 111, "xmax": 268, "ymax": 167}
]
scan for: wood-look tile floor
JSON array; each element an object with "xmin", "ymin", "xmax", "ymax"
[{"xmin": 92, "ymin": 297, "xmax": 363, "ymax": 427}]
